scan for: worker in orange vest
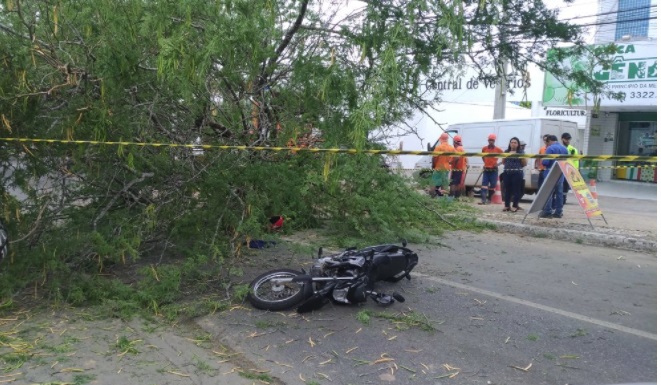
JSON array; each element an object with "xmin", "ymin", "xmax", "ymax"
[
  {"xmin": 431, "ymin": 133, "xmax": 455, "ymax": 197},
  {"xmin": 450, "ymin": 135, "xmax": 466, "ymax": 198},
  {"xmin": 478, "ymin": 133, "xmax": 503, "ymax": 204}
]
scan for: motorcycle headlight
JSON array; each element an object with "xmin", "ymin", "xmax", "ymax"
[{"xmin": 332, "ymin": 287, "xmax": 350, "ymax": 303}]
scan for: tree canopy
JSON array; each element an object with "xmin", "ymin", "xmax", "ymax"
[{"xmin": 0, "ymin": 0, "xmax": 613, "ymax": 299}]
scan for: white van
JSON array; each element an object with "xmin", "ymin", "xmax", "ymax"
[{"xmin": 416, "ymin": 118, "xmax": 580, "ymax": 195}]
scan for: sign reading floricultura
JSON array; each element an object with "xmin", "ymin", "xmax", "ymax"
[{"xmin": 543, "ymin": 42, "xmax": 657, "ymax": 107}]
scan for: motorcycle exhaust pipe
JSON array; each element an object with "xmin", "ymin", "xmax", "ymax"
[{"xmin": 272, "ymin": 276, "xmax": 356, "ymax": 284}]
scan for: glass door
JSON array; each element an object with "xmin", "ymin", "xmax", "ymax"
[{"xmin": 616, "ymin": 121, "xmax": 657, "ymax": 183}]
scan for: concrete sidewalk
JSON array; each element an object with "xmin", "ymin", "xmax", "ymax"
[
  {"xmin": 470, "ymin": 182, "xmax": 657, "ymax": 253},
  {"xmin": 593, "ymin": 180, "xmax": 657, "ymax": 201}
]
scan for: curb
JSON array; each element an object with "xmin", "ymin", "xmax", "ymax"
[{"xmin": 477, "ymin": 219, "xmax": 657, "ymax": 253}]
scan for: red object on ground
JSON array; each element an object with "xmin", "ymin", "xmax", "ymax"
[{"xmin": 270, "ymin": 216, "xmax": 284, "ymax": 230}]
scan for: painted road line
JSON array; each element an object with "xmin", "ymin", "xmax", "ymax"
[{"xmin": 411, "ymin": 272, "xmax": 656, "ymax": 341}]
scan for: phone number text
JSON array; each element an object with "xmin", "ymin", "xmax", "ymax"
[{"xmin": 606, "ymin": 91, "xmax": 655, "ymax": 100}]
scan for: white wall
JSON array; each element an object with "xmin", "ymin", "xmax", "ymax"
[
  {"xmin": 586, "ymin": 111, "xmax": 619, "ymax": 181},
  {"xmin": 531, "ymin": 102, "xmax": 590, "ymax": 130}
]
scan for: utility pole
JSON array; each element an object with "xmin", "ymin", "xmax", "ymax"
[
  {"xmin": 493, "ymin": 0, "xmax": 509, "ymax": 120},
  {"xmin": 493, "ymin": 59, "xmax": 508, "ymax": 119}
]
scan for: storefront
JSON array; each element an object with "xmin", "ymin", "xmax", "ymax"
[
  {"xmin": 614, "ymin": 112, "xmax": 657, "ymax": 183},
  {"xmin": 541, "ymin": 41, "xmax": 657, "ymax": 184}
]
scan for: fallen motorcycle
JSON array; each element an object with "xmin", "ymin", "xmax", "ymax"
[{"xmin": 247, "ymin": 240, "xmax": 418, "ymax": 313}]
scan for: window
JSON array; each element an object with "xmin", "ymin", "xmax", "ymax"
[
  {"xmin": 615, "ymin": 121, "xmax": 656, "ymax": 182},
  {"xmin": 615, "ymin": 0, "xmax": 652, "ymax": 39},
  {"xmin": 628, "ymin": 122, "xmax": 657, "ymax": 156}
]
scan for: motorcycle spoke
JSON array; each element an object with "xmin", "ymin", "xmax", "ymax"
[{"xmin": 255, "ymin": 281, "xmax": 302, "ymax": 302}]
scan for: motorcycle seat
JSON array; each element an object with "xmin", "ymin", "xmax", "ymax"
[{"xmin": 371, "ymin": 244, "xmax": 398, "ymax": 253}]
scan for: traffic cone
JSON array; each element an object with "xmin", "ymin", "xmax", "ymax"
[
  {"xmin": 491, "ymin": 180, "xmax": 503, "ymax": 204},
  {"xmin": 589, "ymin": 179, "xmax": 598, "ymax": 201}
]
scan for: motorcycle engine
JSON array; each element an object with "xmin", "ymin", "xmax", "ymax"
[
  {"xmin": 332, "ymin": 277, "xmax": 368, "ymax": 304},
  {"xmin": 310, "ymin": 254, "xmax": 365, "ymax": 276},
  {"xmin": 332, "ymin": 286, "xmax": 351, "ymax": 303},
  {"xmin": 312, "ymin": 252, "xmax": 368, "ymax": 304}
]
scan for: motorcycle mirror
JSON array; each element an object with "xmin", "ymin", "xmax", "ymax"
[
  {"xmin": 401, "ymin": 239, "xmax": 407, "ymax": 247},
  {"xmin": 392, "ymin": 292, "xmax": 405, "ymax": 303},
  {"xmin": 318, "ymin": 247, "xmax": 323, "ymax": 258}
]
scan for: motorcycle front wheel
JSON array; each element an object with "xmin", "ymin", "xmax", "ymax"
[{"xmin": 248, "ymin": 269, "xmax": 310, "ymax": 311}]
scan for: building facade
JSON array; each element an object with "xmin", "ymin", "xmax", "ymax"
[
  {"xmin": 541, "ymin": 0, "xmax": 657, "ymax": 184},
  {"xmin": 594, "ymin": 0, "xmax": 657, "ymax": 43}
]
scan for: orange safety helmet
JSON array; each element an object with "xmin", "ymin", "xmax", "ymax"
[
  {"xmin": 453, "ymin": 135, "xmax": 462, "ymax": 143},
  {"xmin": 488, "ymin": 133, "xmax": 497, "ymax": 140},
  {"xmin": 440, "ymin": 133, "xmax": 449, "ymax": 141}
]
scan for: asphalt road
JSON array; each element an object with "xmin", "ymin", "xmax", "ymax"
[{"xmin": 197, "ymin": 233, "xmax": 657, "ymax": 385}]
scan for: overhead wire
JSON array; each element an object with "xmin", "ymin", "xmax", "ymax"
[
  {"xmin": 557, "ymin": 3, "xmax": 657, "ymax": 21},
  {"xmin": 347, "ymin": 2, "xmax": 654, "ymax": 39}
]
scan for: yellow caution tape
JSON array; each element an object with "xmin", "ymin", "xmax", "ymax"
[
  {"xmin": 0, "ymin": 137, "xmax": 656, "ymax": 162},
  {"xmin": 409, "ymin": 164, "xmax": 657, "ymax": 172}
]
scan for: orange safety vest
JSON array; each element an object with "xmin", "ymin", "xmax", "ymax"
[
  {"xmin": 482, "ymin": 146, "xmax": 503, "ymax": 169},
  {"xmin": 432, "ymin": 142, "xmax": 455, "ymax": 171},
  {"xmin": 452, "ymin": 145, "xmax": 466, "ymax": 171}
]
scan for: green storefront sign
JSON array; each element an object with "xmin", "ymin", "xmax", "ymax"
[{"xmin": 543, "ymin": 42, "xmax": 657, "ymax": 107}]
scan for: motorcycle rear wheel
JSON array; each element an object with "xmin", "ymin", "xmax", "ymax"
[{"xmin": 248, "ymin": 269, "xmax": 309, "ymax": 311}]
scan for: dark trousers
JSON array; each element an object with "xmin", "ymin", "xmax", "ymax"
[
  {"xmin": 503, "ymin": 171, "xmax": 523, "ymax": 208},
  {"xmin": 544, "ymin": 177, "xmax": 565, "ymax": 215},
  {"xmin": 537, "ymin": 172, "xmax": 546, "ymax": 193}
]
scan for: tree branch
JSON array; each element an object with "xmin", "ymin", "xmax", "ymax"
[
  {"xmin": 93, "ymin": 173, "xmax": 154, "ymax": 231},
  {"xmin": 259, "ymin": 0, "xmax": 310, "ymax": 89}
]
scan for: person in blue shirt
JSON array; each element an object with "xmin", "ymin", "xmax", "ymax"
[{"xmin": 539, "ymin": 135, "xmax": 569, "ymax": 218}]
